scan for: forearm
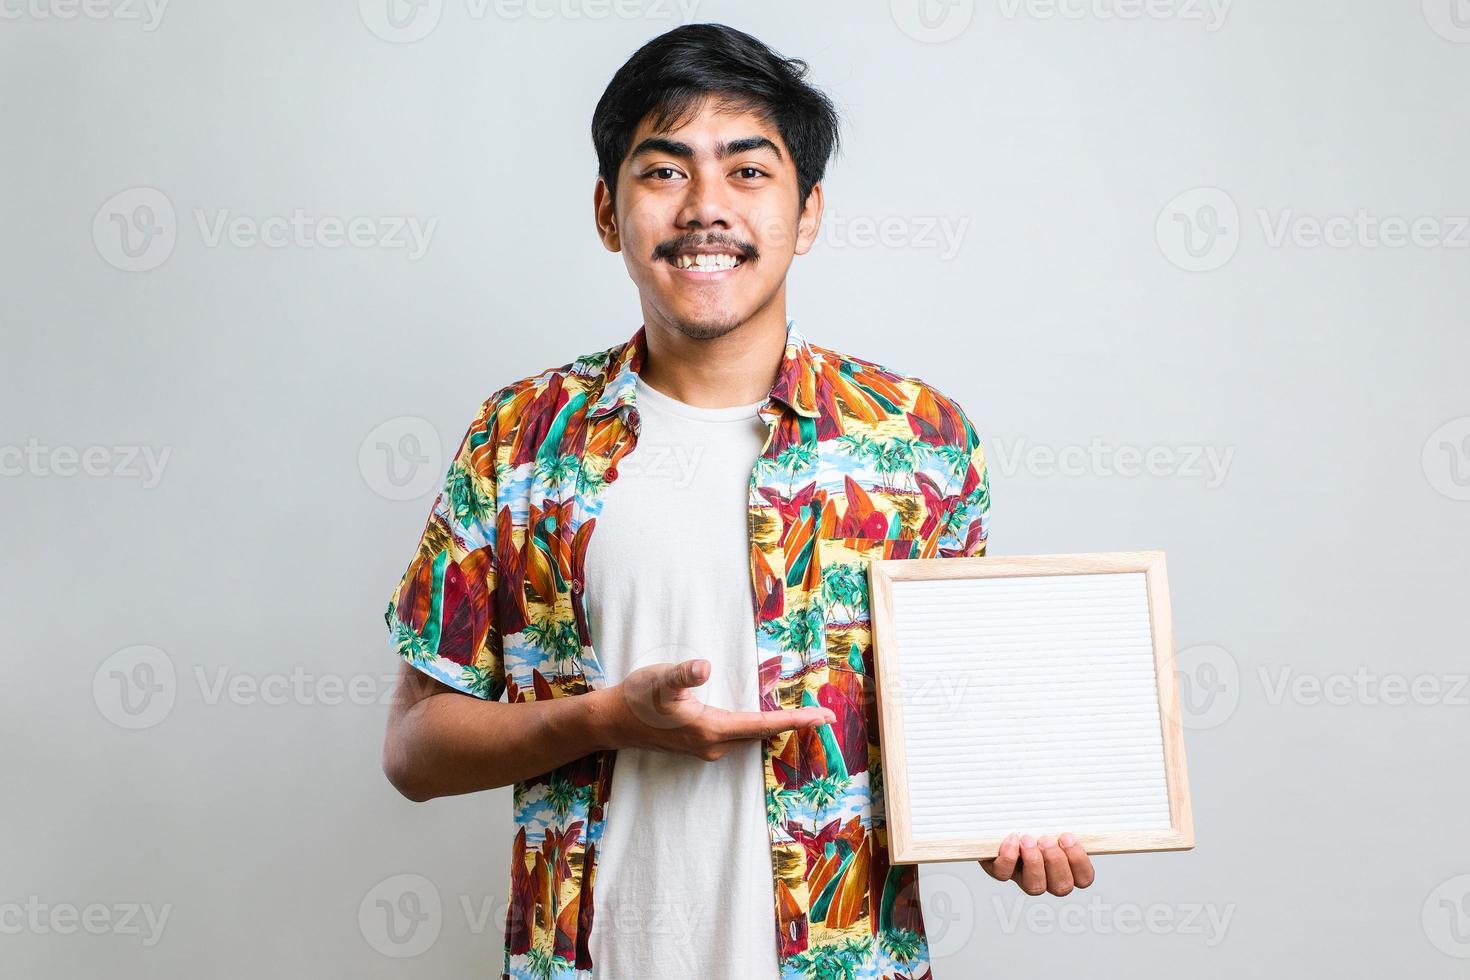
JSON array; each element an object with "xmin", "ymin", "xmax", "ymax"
[{"xmin": 385, "ymin": 685, "xmax": 621, "ymax": 802}]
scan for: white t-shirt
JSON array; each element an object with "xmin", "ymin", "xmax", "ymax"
[{"xmin": 583, "ymin": 376, "xmax": 781, "ymax": 980}]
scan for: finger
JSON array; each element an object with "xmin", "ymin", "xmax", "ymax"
[
  {"xmin": 1018, "ymin": 836, "xmax": 1046, "ymax": 896},
  {"xmin": 1059, "ymin": 833, "xmax": 1095, "ymax": 889},
  {"xmin": 980, "ymin": 833, "xmax": 1020, "ymax": 881},
  {"xmin": 666, "ymin": 659, "xmax": 710, "ymax": 690},
  {"xmin": 712, "ymin": 707, "xmax": 836, "ymax": 740},
  {"xmin": 624, "ymin": 661, "xmax": 710, "ymax": 730},
  {"xmin": 1037, "ymin": 836, "xmax": 1075, "ymax": 896}
]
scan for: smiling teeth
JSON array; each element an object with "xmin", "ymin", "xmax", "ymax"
[{"xmin": 674, "ymin": 253, "xmax": 741, "ymax": 270}]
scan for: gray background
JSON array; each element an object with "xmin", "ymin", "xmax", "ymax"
[{"xmin": 3, "ymin": 1, "xmax": 1467, "ymax": 976}]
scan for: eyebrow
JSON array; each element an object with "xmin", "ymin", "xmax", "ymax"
[{"xmin": 628, "ymin": 135, "xmax": 784, "ymax": 164}]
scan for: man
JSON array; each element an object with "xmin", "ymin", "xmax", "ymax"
[{"xmin": 382, "ymin": 22, "xmax": 1094, "ymax": 980}]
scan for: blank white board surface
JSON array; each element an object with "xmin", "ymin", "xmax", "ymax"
[{"xmin": 868, "ymin": 551, "xmax": 1193, "ymax": 863}]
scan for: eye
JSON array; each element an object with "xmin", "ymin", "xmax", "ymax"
[
  {"xmin": 736, "ymin": 166, "xmax": 767, "ymax": 180},
  {"xmin": 645, "ymin": 167, "xmax": 682, "ymax": 181}
]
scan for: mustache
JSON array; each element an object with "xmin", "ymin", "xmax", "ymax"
[{"xmin": 651, "ymin": 236, "xmax": 759, "ymax": 262}]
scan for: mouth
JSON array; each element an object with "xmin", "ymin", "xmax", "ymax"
[{"xmin": 664, "ymin": 251, "xmax": 749, "ymax": 276}]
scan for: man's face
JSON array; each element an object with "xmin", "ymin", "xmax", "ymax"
[{"xmin": 594, "ymin": 95, "xmax": 823, "ymax": 341}]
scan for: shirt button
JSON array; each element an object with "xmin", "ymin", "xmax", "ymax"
[
  {"xmin": 605, "ymin": 466, "xmax": 619, "ymax": 482},
  {"xmin": 571, "ymin": 578, "xmax": 584, "ymax": 594}
]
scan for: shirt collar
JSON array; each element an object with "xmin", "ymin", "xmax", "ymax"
[{"xmin": 588, "ymin": 318, "xmax": 820, "ymax": 420}]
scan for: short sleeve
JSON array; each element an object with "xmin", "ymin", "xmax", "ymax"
[
  {"xmin": 383, "ymin": 392, "xmax": 507, "ymax": 700},
  {"xmin": 936, "ymin": 410, "xmax": 991, "ymax": 559}
]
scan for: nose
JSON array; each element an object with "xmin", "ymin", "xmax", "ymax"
[{"xmin": 675, "ymin": 170, "xmax": 733, "ymax": 232}]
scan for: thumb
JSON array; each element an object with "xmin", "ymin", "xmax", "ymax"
[{"xmin": 670, "ymin": 658, "xmax": 710, "ymax": 689}]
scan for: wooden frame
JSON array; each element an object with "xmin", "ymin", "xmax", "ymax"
[{"xmin": 867, "ymin": 550, "xmax": 1195, "ymax": 864}]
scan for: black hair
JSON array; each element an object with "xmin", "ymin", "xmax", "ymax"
[{"xmin": 591, "ymin": 23, "xmax": 841, "ymax": 211}]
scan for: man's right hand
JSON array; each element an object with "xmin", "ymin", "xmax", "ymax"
[{"xmin": 594, "ymin": 658, "xmax": 836, "ymax": 762}]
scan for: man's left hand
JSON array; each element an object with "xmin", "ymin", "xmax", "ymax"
[{"xmin": 980, "ymin": 833, "xmax": 1095, "ymax": 896}]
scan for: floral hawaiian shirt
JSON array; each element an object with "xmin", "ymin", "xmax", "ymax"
[{"xmin": 385, "ymin": 319, "xmax": 991, "ymax": 980}]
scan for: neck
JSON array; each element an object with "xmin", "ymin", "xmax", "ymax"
[{"xmin": 637, "ymin": 300, "xmax": 790, "ymax": 410}]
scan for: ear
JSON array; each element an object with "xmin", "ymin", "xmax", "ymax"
[
  {"xmin": 593, "ymin": 176, "xmax": 620, "ymax": 253},
  {"xmin": 793, "ymin": 182, "xmax": 824, "ymax": 257}
]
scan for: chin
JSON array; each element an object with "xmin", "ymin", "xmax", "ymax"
[
  {"xmin": 666, "ymin": 314, "xmax": 746, "ymax": 340},
  {"xmin": 650, "ymin": 293, "xmax": 750, "ymax": 340}
]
